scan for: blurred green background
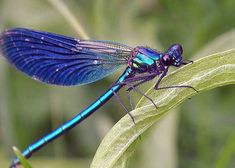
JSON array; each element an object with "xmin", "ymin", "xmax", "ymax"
[{"xmin": 1, "ymin": 0, "xmax": 235, "ymax": 167}]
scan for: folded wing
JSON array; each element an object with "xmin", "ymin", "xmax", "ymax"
[{"xmin": 0, "ymin": 28, "xmax": 132, "ymax": 86}]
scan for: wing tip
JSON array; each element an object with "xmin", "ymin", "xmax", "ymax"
[
  {"xmin": 0, "ymin": 29, "xmax": 11, "ymax": 57},
  {"xmin": 0, "ymin": 28, "xmax": 15, "ymax": 45},
  {"xmin": 0, "ymin": 30, "xmax": 6, "ymax": 56},
  {"xmin": 0, "ymin": 27, "xmax": 26, "ymax": 55},
  {"xmin": 1, "ymin": 27, "xmax": 33, "ymax": 38}
]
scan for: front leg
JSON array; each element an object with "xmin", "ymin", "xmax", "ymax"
[
  {"xmin": 154, "ymin": 67, "xmax": 169, "ymax": 89},
  {"xmin": 154, "ymin": 67, "xmax": 198, "ymax": 93}
]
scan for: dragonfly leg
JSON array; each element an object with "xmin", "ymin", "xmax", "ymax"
[
  {"xmin": 154, "ymin": 67, "xmax": 198, "ymax": 93},
  {"xmin": 155, "ymin": 85, "xmax": 198, "ymax": 93},
  {"xmin": 125, "ymin": 90, "xmax": 134, "ymax": 110},
  {"xmin": 125, "ymin": 73, "xmax": 157, "ymax": 92},
  {"xmin": 124, "ymin": 77, "xmax": 153, "ymax": 110},
  {"xmin": 154, "ymin": 67, "xmax": 169, "ymax": 89},
  {"xmin": 182, "ymin": 60, "xmax": 193, "ymax": 65},
  {"xmin": 121, "ymin": 73, "xmax": 158, "ymax": 109},
  {"xmin": 125, "ymin": 82, "xmax": 157, "ymax": 109},
  {"xmin": 126, "ymin": 77, "xmax": 154, "ymax": 92},
  {"xmin": 111, "ymin": 88, "xmax": 136, "ymax": 124},
  {"xmin": 122, "ymin": 73, "xmax": 156, "ymax": 86}
]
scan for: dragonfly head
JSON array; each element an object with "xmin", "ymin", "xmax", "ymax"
[{"xmin": 162, "ymin": 44, "xmax": 183, "ymax": 67}]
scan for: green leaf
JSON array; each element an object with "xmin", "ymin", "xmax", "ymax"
[
  {"xmin": 215, "ymin": 133, "xmax": 235, "ymax": 168},
  {"xmin": 13, "ymin": 146, "xmax": 32, "ymax": 168},
  {"xmin": 90, "ymin": 49, "xmax": 235, "ymax": 168}
]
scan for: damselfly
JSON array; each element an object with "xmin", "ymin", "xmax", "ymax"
[{"xmin": 0, "ymin": 28, "xmax": 197, "ymax": 167}]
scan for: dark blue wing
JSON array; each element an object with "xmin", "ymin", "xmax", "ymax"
[{"xmin": 0, "ymin": 28, "xmax": 132, "ymax": 86}]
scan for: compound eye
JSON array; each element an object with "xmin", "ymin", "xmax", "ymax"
[{"xmin": 162, "ymin": 54, "xmax": 172, "ymax": 66}]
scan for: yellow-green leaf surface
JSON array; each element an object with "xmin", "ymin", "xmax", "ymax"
[{"xmin": 90, "ymin": 49, "xmax": 235, "ymax": 168}]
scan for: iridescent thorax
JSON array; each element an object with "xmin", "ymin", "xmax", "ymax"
[{"xmin": 129, "ymin": 47, "xmax": 163, "ymax": 73}]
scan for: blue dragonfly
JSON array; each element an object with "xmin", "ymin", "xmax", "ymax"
[{"xmin": 0, "ymin": 28, "xmax": 197, "ymax": 167}]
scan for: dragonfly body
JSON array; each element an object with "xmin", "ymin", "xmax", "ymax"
[{"xmin": 0, "ymin": 28, "xmax": 194, "ymax": 167}]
